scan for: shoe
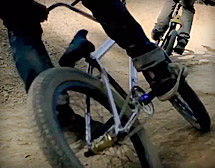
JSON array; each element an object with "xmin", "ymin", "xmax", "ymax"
[
  {"xmin": 174, "ymin": 37, "xmax": 188, "ymax": 55},
  {"xmin": 132, "ymin": 47, "xmax": 187, "ymax": 101},
  {"xmin": 148, "ymin": 62, "xmax": 188, "ymax": 101},
  {"xmin": 56, "ymin": 104, "xmax": 84, "ymax": 130},
  {"xmin": 151, "ymin": 28, "xmax": 164, "ymax": 41},
  {"xmin": 56, "ymin": 104, "xmax": 103, "ymax": 139},
  {"xmin": 147, "ymin": 61, "xmax": 177, "ymax": 101}
]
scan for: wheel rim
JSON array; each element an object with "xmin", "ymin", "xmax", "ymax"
[
  {"xmin": 170, "ymin": 94, "xmax": 201, "ymax": 130},
  {"xmin": 52, "ymin": 81, "xmax": 143, "ymax": 168}
]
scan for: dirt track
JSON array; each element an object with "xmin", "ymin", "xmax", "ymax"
[{"xmin": 0, "ymin": 0, "xmax": 215, "ymax": 168}]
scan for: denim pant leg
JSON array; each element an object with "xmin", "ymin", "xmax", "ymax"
[
  {"xmin": 179, "ymin": 0, "xmax": 196, "ymax": 39},
  {"xmin": 8, "ymin": 30, "xmax": 53, "ymax": 92},
  {"xmin": 154, "ymin": 0, "xmax": 177, "ymax": 32},
  {"xmin": 82, "ymin": 0, "xmax": 157, "ymax": 58},
  {"xmin": 82, "ymin": 0, "xmax": 167, "ymax": 72}
]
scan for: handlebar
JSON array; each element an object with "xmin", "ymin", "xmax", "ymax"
[
  {"xmin": 48, "ymin": 2, "xmax": 97, "ymax": 22},
  {"xmin": 47, "ymin": 0, "xmax": 127, "ymax": 22},
  {"xmin": 172, "ymin": 2, "xmax": 181, "ymax": 18}
]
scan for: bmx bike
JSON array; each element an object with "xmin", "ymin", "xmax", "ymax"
[
  {"xmin": 156, "ymin": 1, "xmax": 193, "ymax": 56},
  {"xmin": 28, "ymin": 1, "xmax": 211, "ymax": 168}
]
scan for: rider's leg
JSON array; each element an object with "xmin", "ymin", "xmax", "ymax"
[
  {"xmin": 7, "ymin": 26, "xmax": 53, "ymax": 91},
  {"xmin": 6, "ymin": 24, "xmax": 85, "ymax": 129},
  {"xmin": 151, "ymin": 0, "xmax": 178, "ymax": 40},
  {"xmin": 82, "ymin": 0, "xmax": 183, "ymax": 101},
  {"xmin": 175, "ymin": 0, "xmax": 196, "ymax": 54}
]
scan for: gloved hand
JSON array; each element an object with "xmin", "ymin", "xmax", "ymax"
[
  {"xmin": 32, "ymin": 1, "xmax": 49, "ymax": 22},
  {"xmin": 0, "ymin": 1, "xmax": 48, "ymax": 24}
]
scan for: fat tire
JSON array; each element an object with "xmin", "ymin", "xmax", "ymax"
[
  {"xmin": 165, "ymin": 30, "xmax": 178, "ymax": 56},
  {"xmin": 170, "ymin": 82, "xmax": 211, "ymax": 132}
]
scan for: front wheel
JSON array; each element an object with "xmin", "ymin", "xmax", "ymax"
[
  {"xmin": 28, "ymin": 67, "xmax": 161, "ymax": 168},
  {"xmin": 162, "ymin": 30, "xmax": 178, "ymax": 56},
  {"xmin": 165, "ymin": 30, "xmax": 178, "ymax": 56},
  {"xmin": 169, "ymin": 82, "xmax": 211, "ymax": 132}
]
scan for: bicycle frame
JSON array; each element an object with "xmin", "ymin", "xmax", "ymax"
[
  {"xmin": 86, "ymin": 32, "xmax": 154, "ymax": 152},
  {"xmin": 48, "ymin": 1, "xmax": 154, "ymax": 151}
]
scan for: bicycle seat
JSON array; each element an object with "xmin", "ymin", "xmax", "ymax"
[{"xmin": 59, "ymin": 29, "xmax": 95, "ymax": 67}]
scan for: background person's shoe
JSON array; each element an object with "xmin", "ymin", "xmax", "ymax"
[{"xmin": 174, "ymin": 37, "xmax": 188, "ymax": 55}]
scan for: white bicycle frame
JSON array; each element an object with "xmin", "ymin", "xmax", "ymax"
[
  {"xmin": 48, "ymin": 1, "xmax": 153, "ymax": 151},
  {"xmin": 89, "ymin": 38, "xmax": 139, "ymax": 133}
]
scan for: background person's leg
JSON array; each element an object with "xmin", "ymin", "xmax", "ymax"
[
  {"xmin": 175, "ymin": 0, "xmax": 196, "ymax": 54},
  {"xmin": 151, "ymin": 0, "xmax": 177, "ymax": 40}
]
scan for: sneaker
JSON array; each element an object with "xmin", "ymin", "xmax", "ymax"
[
  {"xmin": 144, "ymin": 62, "xmax": 188, "ymax": 101},
  {"xmin": 56, "ymin": 104, "xmax": 84, "ymax": 131},
  {"xmin": 132, "ymin": 47, "xmax": 187, "ymax": 101},
  {"xmin": 174, "ymin": 37, "xmax": 188, "ymax": 55},
  {"xmin": 56, "ymin": 104, "xmax": 103, "ymax": 139},
  {"xmin": 151, "ymin": 77, "xmax": 177, "ymax": 101}
]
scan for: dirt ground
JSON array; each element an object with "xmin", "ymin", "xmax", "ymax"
[{"xmin": 0, "ymin": 0, "xmax": 215, "ymax": 168}]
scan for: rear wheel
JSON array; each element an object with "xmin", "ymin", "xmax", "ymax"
[
  {"xmin": 28, "ymin": 67, "xmax": 161, "ymax": 168},
  {"xmin": 169, "ymin": 82, "xmax": 211, "ymax": 132}
]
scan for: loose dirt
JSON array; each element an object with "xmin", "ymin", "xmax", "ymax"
[{"xmin": 0, "ymin": 0, "xmax": 215, "ymax": 167}]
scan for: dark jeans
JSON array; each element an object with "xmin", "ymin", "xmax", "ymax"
[
  {"xmin": 8, "ymin": 28, "xmax": 53, "ymax": 92},
  {"xmin": 6, "ymin": 0, "xmax": 157, "ymax": 91},
  {"xmin": 82, "ymin": 0, "xmax": 157, "ymax": 57}
]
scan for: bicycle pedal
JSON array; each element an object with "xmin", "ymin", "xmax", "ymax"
[{"xmin": 91, "ymin": 134, "xmax": 117, "ymax": 154}]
